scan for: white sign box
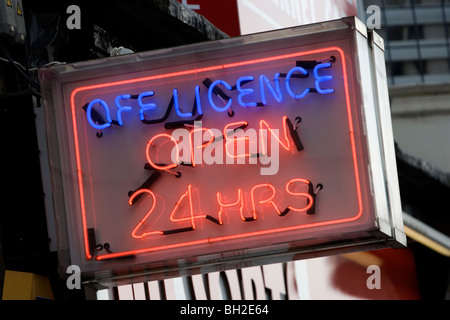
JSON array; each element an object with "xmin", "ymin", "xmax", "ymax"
[{"xmin": 39, "ymin": 17, "xmax": 405, "ymax": 286}]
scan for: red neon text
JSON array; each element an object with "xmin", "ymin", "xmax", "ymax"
[
  {"xmin": 146, "ymin": 116, "xmax": 299, "ymax": 176},
  {"xmin": 129, "ymin": 178, "xmax": 316, "ymax": 239}
]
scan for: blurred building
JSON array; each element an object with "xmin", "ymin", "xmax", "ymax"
[
  {"xmin": 359, "ymin": 0, "xmax": 450, "ymax": 169},
  {"xmin": 359, "ymin": 0, "xmax": 450, "ymax": 299}
]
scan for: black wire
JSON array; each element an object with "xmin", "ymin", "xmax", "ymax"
[{"xmin": 0, "ymin": 41, "xmax": 41, "ymax": 93}]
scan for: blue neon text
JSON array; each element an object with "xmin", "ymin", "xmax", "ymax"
[
  {"xmin": 138, "ymin": 91, "xmax": 156, "ymax": 121},
  {"xmin": 85, "ymin": 62, "xmax": 335, "ymax": 130}
]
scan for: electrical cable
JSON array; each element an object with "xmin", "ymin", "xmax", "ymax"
[
  {"xmin": 0, "ymin": 56, "xmax": 27, "ymax": 71},
  {"xmin": 0, "ymin": 41, "xmax": 41, "ymax": 93},
  {"xmin": 0, "ymin": 56, "xmax": 65, "ymax": 72}
]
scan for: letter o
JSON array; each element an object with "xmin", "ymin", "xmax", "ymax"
[
  {"xmin": 146, "ymin": 134, "xmax": 180, "ymax": 171},
  {"xmin": 86, "ymin": 99, "xmax": 112, "ymax": 130}
]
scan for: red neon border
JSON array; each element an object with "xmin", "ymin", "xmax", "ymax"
[{"xmin": 69, "ymin": 46, "xmax": 363, "ymax": 261}]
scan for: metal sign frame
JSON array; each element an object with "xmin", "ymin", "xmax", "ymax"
[{"xmin": 38, "ymin": 17, "xmax": 405, "ymax": 286}]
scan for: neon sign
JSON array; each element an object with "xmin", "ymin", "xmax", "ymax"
[
  {"xmin": 39, "ymin": 17, "xmax": 405, "ymax": 284},
  {"xmin": 73, "ymin": 45, "xmax": 365, "ymax": 263}
]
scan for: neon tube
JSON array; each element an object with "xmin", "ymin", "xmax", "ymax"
[
  {"xmin": 146, "ymin": 133, "xmax": 180, "ymax": 171},
  {"xmin": 260, "ymin": 73, "xmax": 283, "ymax": 105},
  {"xmin": 285, "ymin": 178, "xmax": 314, "ymax": 212},
  {"xmin": 169, "ymin": 184, "xmax": 205, "ymax": 230},
  {"xmin": 138, "ymin": 91, "xmax": 156, "ymax": 121},
  {"xmin": 259, "ymin": 116, "xmax": 292, "ymax": 155},
  {"xmin": 129, "ymin": 189, "xmax": 163, "ymax": 239},
  {"xmin": 314, "ymin": 62, "xmax": 335, "ymax": 94},
  {"xmin": 115, "ymin": 94, "xmax": 132, "ymax": 126},
  {"xmin": 173, "ymin": 88, "xmax": 194, "ymax": 117},
  {"xmin": 216, "ymin": 189, "xmax": 244, "ymax": 225},
  {"xmin": 250, "ymin": 183, "xmax": 280, "ymax": 218},
  {"xmin": 86, "ymin": 99, "xmax": 112, "ymax": 130},
  {"xmin": 236, "ymin": 76, "xmax": 257, "ymax": 107},
  {"xmin": 223, "ymin": 121, "xmax": 250, "ymax": 159},
  {"xmin": 208, "ymin": 80, "xmax": 233, "ymax": 112},
  {"xmin": 285, "ymin": 66, "xmax": 310, "ymax": 99}
]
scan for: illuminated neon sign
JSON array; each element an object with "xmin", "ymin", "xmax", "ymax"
[
  {"xmin": 39, "ymin": 17, "xmax": 405, "ymax": 284},
  {"xmin": 72, "ymin": 47, "xmax": 355, "ymax": 261},
  {"xmin": 84, "ymin": 62, "xmax": 334, "ymax": 129}
]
